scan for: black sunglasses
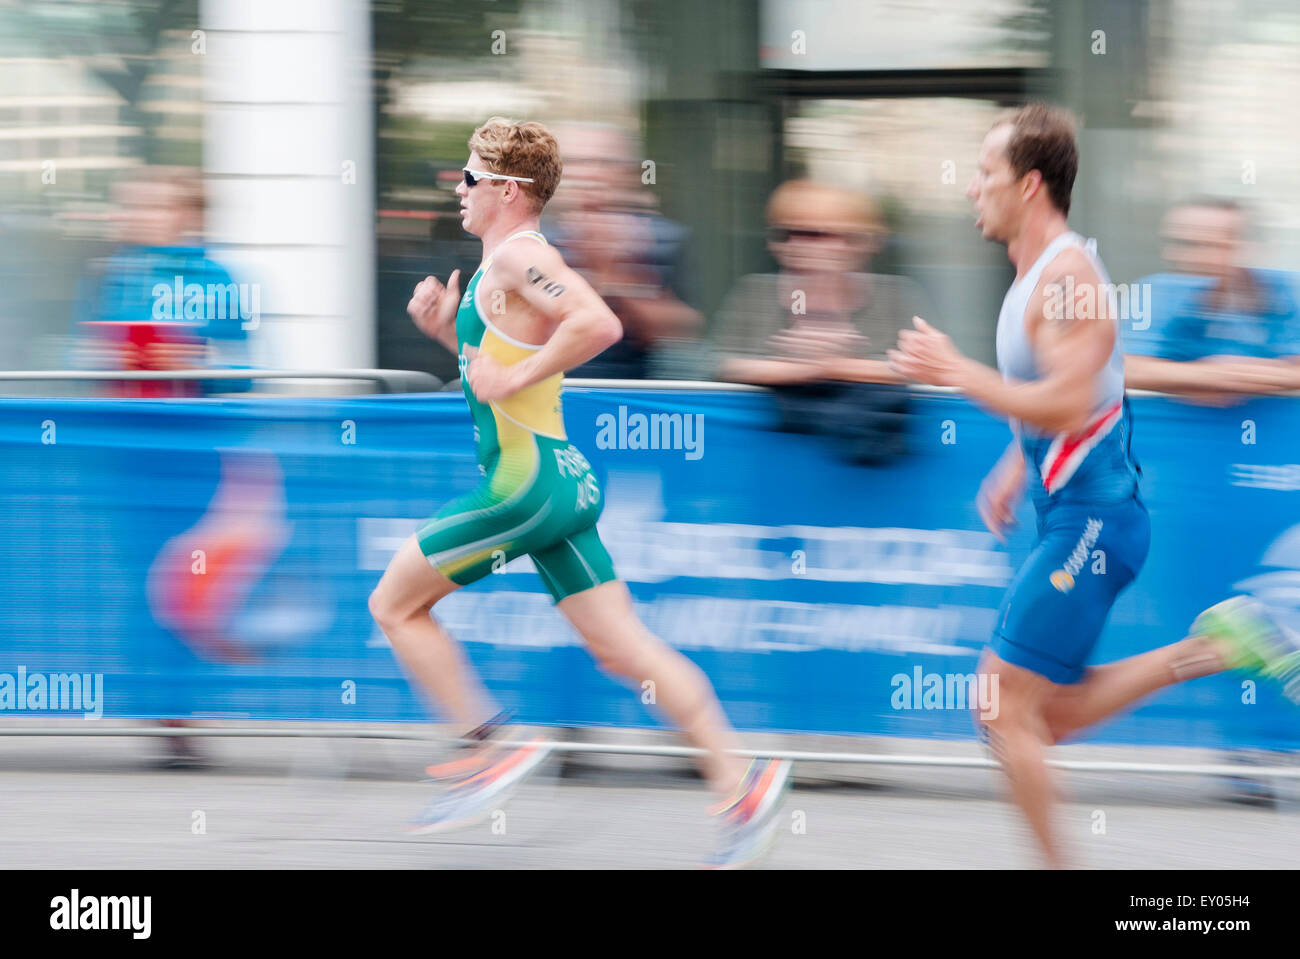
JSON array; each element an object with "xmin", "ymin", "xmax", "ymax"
[
  {"xmin": 768, "ymin": 227, "xmax": 852, "ymax": 244},
  {"xmin": 463, "ymin": 168, "xmax": 536, "ymax": 189}
]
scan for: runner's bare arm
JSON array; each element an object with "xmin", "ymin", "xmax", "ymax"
[
  {"xmin": 994, "ymin": 436, "xmax": 1026, "ymax": 471},
  {"xmin": 889, "ymin": 250, "xmax": 1112, "ymax": 434},
  {"xmin": 978, "ymin": 438, "xmax": 1027, "ymax": 542},
  {"xmin": 473, "ymin": 241, "xmax": 623, "ymax": 394}
]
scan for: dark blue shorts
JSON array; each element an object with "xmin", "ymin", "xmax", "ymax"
[{"xmin": 990, "ymin": 496, "xmax": 1151, "ymax": 684}]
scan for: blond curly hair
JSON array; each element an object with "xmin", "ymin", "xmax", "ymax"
[{"xmin": 468, "ymin": 117, "xmax": 563, "ymax": 209}]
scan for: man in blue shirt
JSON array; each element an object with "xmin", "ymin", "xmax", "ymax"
[
  {"xmin": 78, "ymin": 169, "xmax": 259, "ymax": 766},
  {"xmin": 1124, "ymin": 198, "xmax": 1300, "ymax": 400},
  {"xmin": 1124, "ymin": 198, "xmax": 1300, "ymax": 805},
  {"xmin": 79, "ymin": 170, "xmax": 253, "ymax": 396}
]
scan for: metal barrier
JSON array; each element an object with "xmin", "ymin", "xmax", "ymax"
[{"xmin": 0, "ymin": 368, "xmax": 443, "ymax": 394}]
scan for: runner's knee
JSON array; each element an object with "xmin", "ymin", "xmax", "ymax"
[
  {"xmin": 978, "ymin": 678, "xmax": 1049, "ymax": 742},
  {"xmin": 367, "ymin": 587, "xmax": 397, "ymax": 630},
  {"xmin": 585, "ymin": 634, "xmax": 644, "ymax": 679},
  {"xmin": 368, "ymin": 585, "xmax": 431, "ymax": 633},
  {"xmin": 1040, "ymin": 710, "xmax": 1072, "ymax": 747},
  {"xmin": 583, "ymin": 624, "xmax": 662, "ymax": 680}
]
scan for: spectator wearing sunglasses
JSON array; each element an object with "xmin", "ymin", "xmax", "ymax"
[
  {"xmin": 710, "ymin": 180, "xmax": 934, "ymax": 464},
  {"xmin": 711, "ymin": 180, "xmax": 933, "ymax": 387}
]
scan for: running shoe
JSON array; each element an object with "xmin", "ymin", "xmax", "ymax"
[
  {"xmin": 408, "ymin": 735, "xmax": 553, "ymax": 835},
  {"xmin": 1191, "ymin": 596, "xmax": 1300, "ymax": 702},
  {"xmin": 703, "ymin": 758, "xmax": 794, "ymax": 869},
  {"xmin": 423, "ymin": 709, "xmax": 516, "ymax": 782}
]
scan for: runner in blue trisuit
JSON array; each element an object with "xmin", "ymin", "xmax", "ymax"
[{"xmin": 890, "ymin": 102, "xmax": 1298, "ymax": 867}]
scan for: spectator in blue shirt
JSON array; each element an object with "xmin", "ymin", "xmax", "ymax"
[
  {"xmin": 78, "ymin": 169, "xmax": 254, "ymax": 396},
  {"xmin": 1124, "ymin": 198, "xmax": 1300, "ymax": 402},
  {"xmin": 1124, "ymin": 198, "xmax": 1299, "ymax": 804}
]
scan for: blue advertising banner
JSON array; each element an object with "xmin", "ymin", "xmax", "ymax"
[{"xmin": 0, "ymin": 387, "xmax": 1297, "ymax": 749}]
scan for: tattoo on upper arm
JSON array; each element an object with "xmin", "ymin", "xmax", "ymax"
[{"xmin": 525, "ymin": 266, "xmax": 565, "ymax": 298}]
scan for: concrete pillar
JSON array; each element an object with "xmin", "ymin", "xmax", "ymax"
[{"xmin": 200, "ymin": 0, "xmax": 375, "ymax": 371}]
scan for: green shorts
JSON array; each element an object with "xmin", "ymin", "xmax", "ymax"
[{"xmin": 417, "ymin": 436, "xmax": 618, "ymax": 602}]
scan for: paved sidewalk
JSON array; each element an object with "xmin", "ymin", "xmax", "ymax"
[{"xmin": 0, "ymin": 721, "xmax": 1295, "ymax": 868}]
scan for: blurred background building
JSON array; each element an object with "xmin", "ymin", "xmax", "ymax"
[{"xmin": 0, "ymin": 0, "xmax": 1298, "ymax": 389}]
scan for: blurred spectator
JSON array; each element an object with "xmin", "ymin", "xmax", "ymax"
[
  {"xmin": 1124, "ymin": 198, "xmax": 1300, "ymax": 403},
  {"xmin": 710, "ymin": 180, "xmax": 935, "ymax": 464},
  {"xmin": 711, "ymin": 180, "xmax": 932, "ymax": 386},
  {"xmin": 1123, "ymin": 199, "xmax": 1300, "ymax": 803},
  {"xmin": 76, "ymin": 168, "xmax": 254, "ymax": 397},
  {"xmin": 74, "ymin": 168, "xmax": 258, "ymax": 767},
  {"xmin": 546, "ymin": 124, "xmax": 701, "ymax": 379}
]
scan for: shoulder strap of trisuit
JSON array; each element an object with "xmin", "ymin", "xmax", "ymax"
[
  {"xmin": 482, "ymin": 230, "xmax": 548, "ymax": 271},
  {"xmin": 1024, "ymin": 231, "xmax": 1082, "ymax": 288}
]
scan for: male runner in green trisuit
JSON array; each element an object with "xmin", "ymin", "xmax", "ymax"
[{"xmin": 368, "ymin": 117, "xmax": 791, "ymax": 866}]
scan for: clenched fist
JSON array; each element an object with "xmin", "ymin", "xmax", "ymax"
[
  {"xmin": 407, "ymin": 270, "xmax": 461, "ymax": 349},
  {"xmin": 888, "ymin": 316, "xmax": 967, "ymax": 387},
  {"xmin": 460, "ymin": 344, "xmax": 520, "ymax": 404}
]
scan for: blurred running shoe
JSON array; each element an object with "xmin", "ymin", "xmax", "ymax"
[
  {"xmin": 423, "ymin": 709, "xmax": 515, "ymax": 782},
  {"xmin": 1191, "ymin": 596, "xmax": 1300, "ymax": 702},
  {"xmin": 703, "ymin": 758, "xmax": 794, "ymax": 869},
  {"xmin": 409, "ymin": 735, "xmax": 551, "ymax": 835}
]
